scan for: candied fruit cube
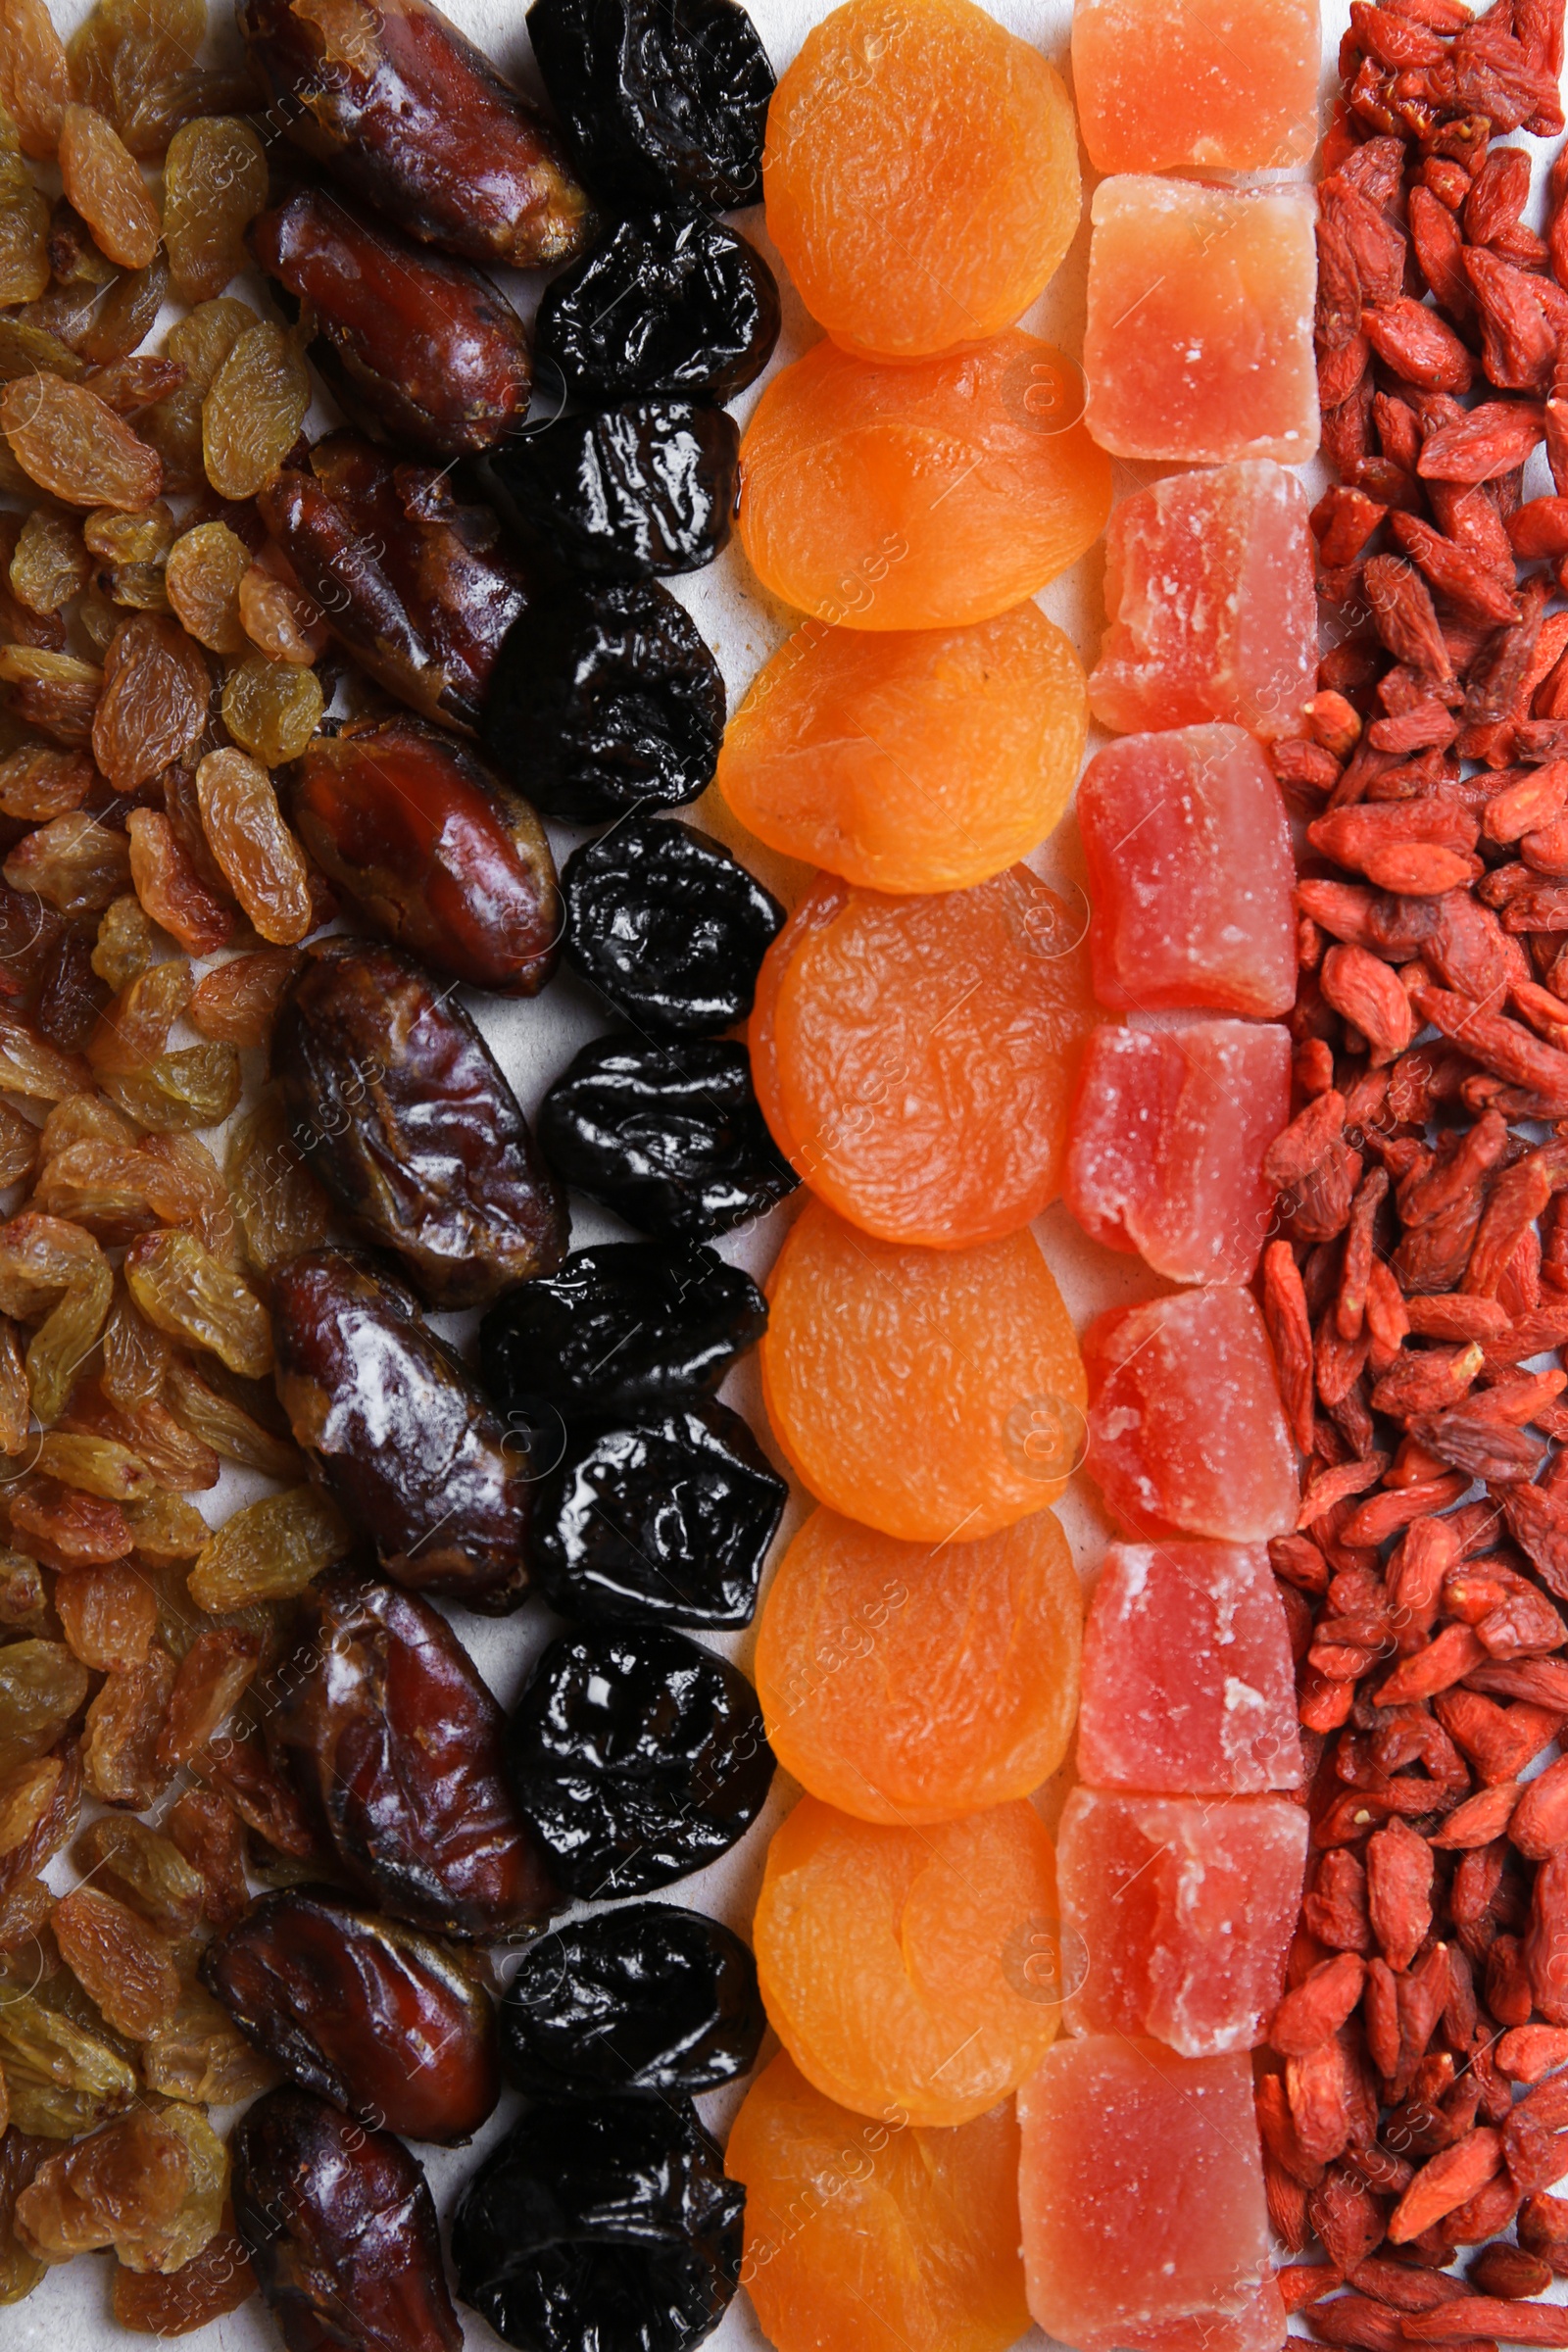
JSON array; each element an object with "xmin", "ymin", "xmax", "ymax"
[
  {"xmin": 1078, "ymin": 724, "xmax": 1296, "ymax": 1018},
  {"xmin": 1064, "ymin": 1021, "xmax": 1291, "ymax": 1287},
  {"xmin": 1088, "ymin": 461, "xmax": 1317, "ymax": 741},
  {"xmin": 1059, "ymin": 1788, "xmax": 1306, "ymax": 2057},
  {"xmin": 1018, "ymin": 2036, "xmax": 1280, "ymax": 2352},
  {"xmin": 1072, "ymin": 0, "xmax": 1320, "ymax": 175},
  {"xmin": 1084, "ymin": 178, "xmax": 1319, "ymax": 466},
  {"xmin": 1084, "ymin": 1288, "xmax": 1298, "ymax": 1543}
]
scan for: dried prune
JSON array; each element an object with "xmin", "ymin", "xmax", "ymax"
[
  {"xmin": 500, "ymin": 1904, "xmax": 764, "ymax": 2098},
  {"xmin": 530, "ymin": 1400, "xmax": 783, "ymax": 1628},
  {"xmin": 253, "ymin": 190, "xmax": 532, "ymax": 458},
  {"xmin": 267, "ymin": 1568, "xmax": 558, "ymax": 1938},
  {"xmin": 506, "ymin": 1626, "xmax": 773, "ymax": 1898},
  {"xmin": 236, "ymin": 0, "xmax": 592, "ymax": 269},
  {"xmin": 492, "ymin": 398, "xmax": 739, "ymax": 579},
  {"xmin": 539, "ymin": 208, "xmax": 778, "ymax": 403},
  {"xmin": 275, "ymin": 939, "xmax": 567, "ymax": 1309},
  {"xmin": 233, "ymin": 2088, "xmax": 462, "ymax": 2352},
  {"xmin": 527, "ymin": 0, "xmax": 772, "ymax": 209},
  {"xmin": 272, "ymin": 1250, "xmax": 533, "ymax": 1613},
  {"xmin": 539, "ymin": 1035, "xmax": 795, "ymax": 1243},
  {"xmin": 563, "ymin": 816, "xmax": 782, "ymax": 1034},
  {"xmin": 480, "ymin": 1241, "xmax": 765, "ymax": 1423},
  {"xmin": 452, "ymin": 2094, "xmax": 743, "ymax": 2352},
  {"xmin": 260, "ymin": 435, "xmax": 531, "ymax": 733},
  {"xmin": 482, "ymin": 577, "xmax": 723, "ymax": 823},
  {"xmin": 204, "ymin": 1886, "xmax": 500, "ymax": 2143},
  {"xmin": 287, "ymin": 717, "xmax": 559, "ymax": 995}
]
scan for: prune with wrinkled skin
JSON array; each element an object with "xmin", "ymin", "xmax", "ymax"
[
  {"xmin": 203, "ymin": 1886, "xmax": 500, "ymax": 2144},
  {"xmin": 529, "ymin": 1400, "xmax": 784, "ymax": 1629},
  {"xmin": 235, "ymin": 0, "xmax": 593, "ymax": 269},
  {"xmin": 537, "ymin": 208, "xmax": 778, "ymax": 403},
  {"xmin": 251, "ymin": 192, "xmax": 532, "ymax": 459},
  {"xmin": 500, "ymin": 1904, "xmax": 764, "ymax": 2098},
  {"xmin": 480, "ymin": 1241, "xmax": 766, "ymax": 1424},
  {"xmin": 506, "ymin": 1626, "xmax": 774, "ymax": 1898},
  {"xmin": 271, "ymin": 1250, "xmax": 532, "ymax": 1614},
  {"xmin": 454, "ymin": 2093, "xmax": 743, "ymax": 2352},
  {"xmin": 538, "ymin": 1035, "xmax": 795, "ymax": 1244},
  {"xmin": 527, "ymin": 0, "xmax": 773, "ymax": 210},
  {"xmin": 268, "ymin": 1567, "xmax": 558, "ymax": 1938},
  {"xmin": 233, "ymin": 2088, "xmax": 463, "ymax": 2352},
  {"xmin": 563, "ymin": 817, "xmax": 782, "ymax": 1034},
  {"xmin": 274, "ymin": 939, "xmax": 566, "ymax": 1310},
  {"xmin": 491, "ymin": 400, "xmax": 739, "ymax": 579},
  {"xmin": 287, "ymin": 716, "xmax": 558, "ymax": 996},
  {"xmin": 259, "ymin": 435, "xmax": 531, "ymax": 734},
  {"xmin": 482, "ymin": 578, "xmax": 722, "ymax": 823}
]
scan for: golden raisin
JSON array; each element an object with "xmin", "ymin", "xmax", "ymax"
[
  {"xmin": 52, "ymin": 1882, "xmax": 180, "ymax": 2038},
  {"xmin": 124, "ymin": 1228, "xmax": 271, "ymax": 1378},
  {"xmin": 57, "ymin": 103, "xmax": 160, "ymax": 270},
  {"xmin": 125, "ymin": 808, "xmax": 235, "ymax": 956},
  {"xmin": 220, "ymin": 652, "xmax": 322, "ymax": 764},
  {"xmin": 91, "ymin": 612, "xmax": 210, "ymax": 794},
  {"xmin": 55, "ymin": 1559, "xmax": 157, "ymax": 1669},
  {"xmin": 225, "ymin": 1085, "xmax": 331, "ymax": 1271},
  {"xmin": 195, "ymin": 747, "xmax": 314, "ymax": 944},
  {"xmin": 0, "ymin": 0, "xmax": 70, "ymax": 159},
  {"xmin": 92, "ymin": 891, "xmax": 160, "ymax": 988},
  {"xmin": 201, "ymin": 320, "xmax": 309, "ymax": 500},
  {"xmin": 0, "ymin": 372, "xmax": 161, "ymax": 509},
  {"xmin": 82, "ymin": 1643, "xmax": 176, "ymax": 1806},
  {"xmin": 189, "ymin": 948, "xmax": 299, "ymax": 1047},
  {"xmin": 187, "ymin": 1484, "xmax": 350, "ymax": 1611},
  {"xmin": 237, "ymin": 564, "xmax": 317, "ymax": 663},
  {"xmin": 162, "ymin": 116, "xmax": 268, "ymax": 302},
  {"xmin": 4, "ymin": 812, "xmax": 130, "ymax": 914},
  {"xmin": 0, "ymin": 746, "xmax": 92, "ymax": 820},
  {"xmin": 164, "ymin": 519, "xmax": 249, "ymax": 653},
  {"xmin": 0, "ymin": 108, "xmax": 49, "ymax": 304}
]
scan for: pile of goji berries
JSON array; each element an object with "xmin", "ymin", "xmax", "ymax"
[{"xmin": 1253, "ymin": 0, "xmax": 1568, "ymax": 2330}]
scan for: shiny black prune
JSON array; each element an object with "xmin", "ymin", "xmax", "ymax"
[
  {"xmin": 563, "ymin": 817, "xmax": 783, "ymax": 1035},
  {"xmin": 491, "ymin": 400, "xmax": 739, "ymax": 580},
  {"xmin": 234, "ymin": 2087, "xmax": 463, "ymax": 2352},
  {"xmin": 506, "ymin": 1627, "xmax": 774, "ymax": 1897},
  {"xmin": 479, "ymin": 1241, "xmax": 766, "ymax": 1424},
  {"xmin": 453, "ymin": 2095, "xmax": 744, "ymax": 2352},
  {"xmin": 537, "ymin": 208, "xmax": 779, "ymax": 403},
  {"xmin": 530, "ymin": 1400, "xmax": 785, "ymax": 1628},
  {"xmin": 500, "ymin": 1904, "xmax": 764, "ymax": 2098},
  {"xmin": 538, "ymin": 1035, "xmax": 796, "ymax": 1244},
  {"xmin": 482, "ymin": 578, "xmax": 723, "ymax": 824},
  {"xmin": 527, "ymin": 0, "xmax": 773, "ymax": 211}
]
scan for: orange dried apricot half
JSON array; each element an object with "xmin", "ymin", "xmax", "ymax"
[
  {"xmin": 754, "ymin": 1794, "xmax": 1061, "ymax": 2125},
  {"xmin": 716, "ymin": 603, "xmax": 1088, "ymax": 893},
  {"xmin": 756, "ymin": 1505, "xmax": 1081, "ymax": 1823},
  {"xmin": 760, "ymin": 1196, "xmax": 1086, "ymax": 1542}
]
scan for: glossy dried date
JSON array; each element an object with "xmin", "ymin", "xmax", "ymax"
[
  {"xmin": 536, "ymin": 206, "xmax": 779, "ymax": 402},
  {"xmin": 538, "ymin": 1034, "xmax": 796, "ymax": 1242},
  {"xmin": 563, "ymin": 816, "xmax": 782, "ymax": 1034},
  {"xmin": 287, "ymin": 715, "xmax": 559, "ymax": 996},
  {"xmin": 251, "ymin": 191, "xmax": 532, "ymax": 458},
  {"xmin": 452, "ymin": 2095, "xmax": 743, "ymax": 2352},
  {"xmin": 479, "ymin": 1241, "xmax": 766, "ymax": 1423},
  {"xmin": 258, "ymin": 434, "xmax": 531, "ymax": 734},
  {"xmin": 233, "ymin": 2087, "xmax": 462, "ymax": 2352},
  {"xmin": 236, "ymin": 0, "xmax": 593, "ymax": 268},
  {"xmin": 267, "ymin": 1567, "xmax": 558, "ymax": 1938},
  {"xmin": 272, "ymin": 1250, "xmax": 533, "ymax": 1613},
  {"xmin": 274, "ymin": 939, "xmax": 566, "ymax": 1309},
  {"xmin": 491, "ymin": 398, "xmax": 740, "ymax": 579},
  {"xmin": 204, "ymin": 1886, "xmax": 500, "ymax": 2144},
  {"xmin": 500, "ymin": 1902, "xmax": 764, "ymax": 2098},
  {"xmin": 482, "ymin": 577, "xmax": 723, "ymax": 823},
  {"xmin": 529, "ymin": 1399, "xmax": 785, "ymax": 1628},
  {"xmin": 506, "ymin": 1626, "xmax": 774, "ymax": 1898}
]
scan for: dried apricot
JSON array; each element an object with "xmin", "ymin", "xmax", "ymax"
[
  {"xmin": 0, "ymin": 372, "xmax": 161, "ymax": 510},
  {"xmin": 58, "ymin": 103, "xmax": 160, "ymax": 269},
  {"xmin": 756, "ymin": 1506, "xmax": 1079, "ymax": 1824},
  {"xmin": 738, "ymin": 332, "xmax": 1111, "ymax": 630},
  {"xmin": 202, "ymin": 319, "xmax": 310, "ymax": 500},
  {"xmin": 195, "ymin": 747, "xmax": 314, "ymax": 944},
  {"xmin": 760, "ymin": 1197, "xmax": 1086, "ymax": 1542},
  {"xmin": 764, "ymin": 0, "xmax": 1077, "ymax": 362},
  {"xmin": 718, "ymin": 604, "xmax": 1086, "ymax": 892},
  {"xmin": 752, "ymin": 867, "xmax": 1099, "ymax": 1246},
  {"xmin": 162, "ymin": 115, "xmax": 268, "ymax": 302},
  {"xmin": 755, "ymin": 1795, "xmax": 1061, "ymax": 2125}
]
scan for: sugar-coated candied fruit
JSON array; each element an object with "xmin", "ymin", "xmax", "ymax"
[
  {"xmin": 1085, "ymin": 178, "xmax": 1319, "ymax": 466},
  {"xmin": 1072, "ymin": 0, "xmax": 1320, "ymax": 173},
  {"xmin": 738, "ymin": 331, "xmax": 1113, "ymax": 631},
  {"xmin": 763, "ymin": 0, "xmax": 1078, "ymax": 362}
]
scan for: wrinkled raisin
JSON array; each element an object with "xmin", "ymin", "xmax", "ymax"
[
  {"xmin": 0, "ymin": 371, "xmax": 161, "ymax": 509},
  {"xmin": 55, "ymin": 1561, "xmax": 156, "ymax": 1669},
  {"xmin": 4, "ymin": 813, "xmax": 130, "ymax": 915},
  {"xmin": 125, "ymin": 808, "xmax": 235, "ymax": 956},
  {"xmin": 196, "ymin": 747, "xmax": 314, "ymax": 944},
  {"xmin": 0, "ymin": 746, "xmax": 92, "ymax": 819},
  {"xmin": 58, "ymin": 102, "xmax": 159, "ymax": 269},
  {"xmin": 91, "ymin": 612, "xmax": 209, "ymax": 793},
  {"xmin": 0, "ymin": 0, "xmax": 71, "ymax": 159},
  {"xmin": 113, "ymin": 2223, "xmax": 258, "ymax": 2332},
  {"xmin": 163, "ymin": 115, "xmax": 269, "ymax": 301},
  {"xmin": 82, "ymin": 1643, "xmax": 176, "ymax": 1806},
  {"xmin": 220, "ymin": 653, "xmax": 322, "ymax": 764},
  {"xmin": 10, "ymin": 511, "xmax": 86, "ymax": 612},
  {"xmin": 187, "ymin": 1486, "xmax": 350, "ymax": 1612},
  {"xmin": 202, "ymin": 319, "xmax": 310, "ymax": 500},
  {"xmin": 189, "ymin": 948, "xmax": 299, "ymax": 1046},
  {"xmin": 0, "ymin": 646, "xmax": 102, "ymax": 745},
  {"xmin": 52, "ymin": 1882, "xmax": 181, "ymax": 2038},
  {"xmin": 224, "ymin": 1085, "xmax": 329, "ymax": 1269},
  {"xmin": 165, "ymin": 519, "xmax": 250, "ymax": 652},
  {"xmin": 124, "ymin": 1228, "xmax": 271, "ymax": 1378}
]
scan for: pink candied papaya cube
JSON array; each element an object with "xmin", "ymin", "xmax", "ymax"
[
  {"xmin": 1084, "ymin": 1287, "xmax": 1298, "ymax": 1543},
  {"xmin": 1018, "ymin": 2035, "xmax": 1282, "ymax": 2352},
  {"xmin": 1084, "ymin": 178, "xmax": 1319, "ymax": 466},
  {"xmin": 1078, "ymin": 724, "xmax": 1296, "ymax": 1018},
  {"xmin": 1064, "ymin": 1021, "xmax": 1292, "ymax": 1287},
  {"xmin": 1078, "ymin": 1539, "xmax": 1303, "ymax": 1794},
  {"xmin": 1088, "ymin": 460, "xmax": 1318, "ymax": 741},
  {"xmin": 1072, "ymin": 0, "xmax": 1320, "ymax": 176},
  {"xmin": 1058, "ymin": 1788, "xmax": 1307, "ymax": 2057}
]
